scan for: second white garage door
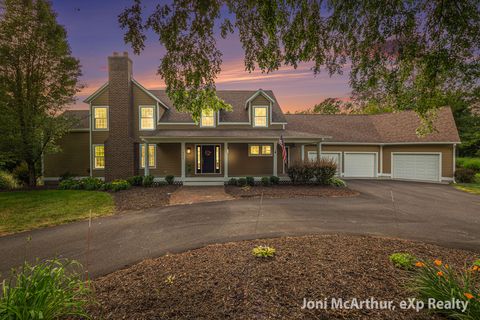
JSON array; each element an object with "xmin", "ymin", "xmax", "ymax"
[
  {"xmin": 344, "ymin": 153, "xmax": 376, "ymax": 177},
  {"xmin": 392, "ymin": 153, "xmax": 440, "ymax": 182}
]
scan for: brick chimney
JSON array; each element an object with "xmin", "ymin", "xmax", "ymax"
[{"xmin": 104, "ymin": 52, "xmax": 136, "ymax": 181}]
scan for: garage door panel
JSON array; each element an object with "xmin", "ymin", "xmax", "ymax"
[
  {"xmin": 344, "ymin": 153, "xmax": 376, "ymax": 177},
  {"xmin": 392, "ymin": 154, "xmax": 440, "ymax": 182}
]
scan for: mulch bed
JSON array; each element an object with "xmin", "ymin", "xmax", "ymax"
[
  {"xmin": 225, "ymin": 184, "xmax": 359, "ymax": 198},
  {"xmin": 113, "ymin": 185, "xmax": 180, "ymax": 211},
  {"xmin": 90, "ymin": 235, "xmax": 477, "ymax": 319}
]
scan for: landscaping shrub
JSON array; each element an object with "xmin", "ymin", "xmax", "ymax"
[
  {"xmin": 142, "ymin": 175, "xmax": 154, "ymax": 187},
  {"xmin": 246, "ymin": 176, "xmax": 255, "ymax": 186},
  {"xmin": 165, "ymin": 175, "xmax": 175, "ymax": 185},
  {"xmin": 261, "ymin": 176, "xmax": 270, "ymax": 186},
  {"xmin": 60, "ymin": 171, "xmax": 77, "ymax": 181},
  {"xmin": 287, "ymin": 162, "xmax": 302, "ymax": 184},
  {"xmin": 228, "ymin": 178, "xmax": 238, "ymax": 185},
  {"xmin": 455, "ymin": 168, "xmax": 476, "ymax": 183},
  {"xmin": 389, "ymin": 252, "xmax": 416, "ymax": 270},
  {"xmin": 104, "ymin": 180, "xmax": 130, "ymax": 192},
  {"xmin": 411, "ymin": 258, "xmax": 480, "ymax": 319},
  {"xmin": 456, "ymin": 157, "xmax": 480, "ymax": 172},
  {"xmin": 12, "ymin": 162, "xmax": 30, "ymax": 186},
  {"xmin": 127, "ymin": 175, "xmax": 143, "ymax": 186},
  {"xmin": 269, "ymin": 176, "xmax": 280, "ymax": 185},
  {"xmin": 0, "ymin": 259, "xmax": 91, "ymax": 319},
  {"xmin": 59, "ymin": 178, "xmax": 82, "ymax": 190},
  {"xmin": 313, "ymin": 159, "xmax": 337, "ymax": 185},
  {"xmin": 329, "ymin": 177, "xmax": 347, "ymax": 187},
  {"xmin": 0, "ymin": 171, "xmax": 18, "ymax": 190},
  {"xmin": 81, "ymin": 177, "xmax": 104, "ymax": 191},
  {"xmin": 237, "ymin": 178, "xmax": 247, "ymax": 187},
  {"xmin": 252, "ymin": 246, "xmax": 276, "ymax": 258}
]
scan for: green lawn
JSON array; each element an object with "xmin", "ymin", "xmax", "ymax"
[
  {"xmin": 0, "ymin": 190, "xmax": 114, "ymax": 235},
  {"xmin": 454, "ymin": 183, "xmax": 480, "ymax": 195}
]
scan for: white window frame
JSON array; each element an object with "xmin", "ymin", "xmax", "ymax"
[
  {"xmin": 200, "ymin": 109, "xmax": 216, "ymax": 128},
  {"xmin": 139, "ymin": 144, "xmax": 157, "ymax": 169},
  {"xmin": 139, "ymin": 105, "xmax": 156, "ymax": 131},
  {"xmin": 92, "ymin": 106, "xmax": 109, "ymax": 131},
  {"xmin": 93, "ymin": 144, "xmax": 105, "ymax": 169},
  {"xmin": 252, "ymin": 106, "xmax": 268, "ymax": 128},
  {"xmin": 248, "ymin": 144, "xmax": 273, "ymax": 157}
]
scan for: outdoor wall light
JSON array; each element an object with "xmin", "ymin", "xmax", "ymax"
[{"xmin": 187, "ymin": 147, "xmax": 191, "ymax": 154}]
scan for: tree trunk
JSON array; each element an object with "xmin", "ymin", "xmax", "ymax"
[{"xmin": 27, "ymin": 161, "xmax": 36, "ymax": 187}]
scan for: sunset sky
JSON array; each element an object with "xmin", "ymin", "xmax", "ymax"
[{"xmin": 53, "ymin": 0, "xmax": 351, "ymax": 113}]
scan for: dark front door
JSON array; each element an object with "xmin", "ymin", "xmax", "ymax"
[{"xmin": 201, "ymin": 145, "xmax": 215, "ymax": 173}]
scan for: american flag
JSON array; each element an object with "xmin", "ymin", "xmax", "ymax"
[{"xmin": 279, "ymin": 135, "xmax": 287, "ymax": 164}]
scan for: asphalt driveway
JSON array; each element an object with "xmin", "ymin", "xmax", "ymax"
[{"xmin": 1, "ymin": 180, "xmax": 479, "ymax": 279}]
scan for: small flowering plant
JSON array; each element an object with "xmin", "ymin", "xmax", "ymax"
[
  {"xmin": 411, "ymin": 258, "xmax": 479, "ymax": 319},
  {"xmin": 252, "ymin": 246, "xmax": 276, "ymax": 258}
]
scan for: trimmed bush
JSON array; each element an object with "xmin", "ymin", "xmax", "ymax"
[
  {"xmin": 455, "ymin": 168, "xmax": 476, "ymax": 183},
  {"xmin": 313, "ymin": 159, "xmax": 337, "ymax": 185},
  {"xmin": 104, "ymin": 180, "xmax": 130, "ymax": 192},
  {"xmin": 237, "ymin": 178, "xmax": 247, "ymax": 187},
  {"xmin": 127, "ymin": 175, "xmax": 143, "ymax": 186},
  {"xmin": 59, "ymin": 179, "xmax": 82, "ymax": 190},
  {"xmin": 252, "ymin": 246, "xmax": 276, "ymax": 258},
  {"xmin": 389, "ymin": 252, "xmax": 416, "ymax": 270},
  {"xmin": 165, "ymin": 175, "xmax": 175, "ymax": 185},
  {"xmin": 329, "ymin": 177, "xmax": 347, "ymax": 187},
  {"xmin": 12, "ymin": 162, "xmax": 29, "ymax": 185},
  {"xmin": 246, "ymin": 176, "xmax": 255, "ymax": 186},
  {"xmin": 142, "ymin": 175, "xmax": 154, "ymax": 187},
  {"xmin": 269, "ymin": 176, "xmax": 280, "ymax": 185},
  {"xmin": 60, "ymin": 171, "xmax": 77, "ymax": 181},
  {"xmin": 261, "ymin": 176, "xmax": 270, "ymax": 186},
  {"xmin": 0, "ymin": 171, "xmax": 18, "ymax": 190},
  {"xmin": 228, "ymin": 178, "xmax": 238, "ymax": 185},
  {"xmin": 0, "ymin": 259, "xmax": 91, "ymax": 319},
  {"xmin": 456, "ymin": 157, "xmax": 480, "ymax": 172},
  {"xmin": 81, "ymin": 177, "xmax": 104, "ymax": 191}
]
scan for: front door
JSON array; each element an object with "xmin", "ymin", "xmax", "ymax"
[{"xmin": 201, "ymin": 145, "xmax": 215, "ymax": 173}]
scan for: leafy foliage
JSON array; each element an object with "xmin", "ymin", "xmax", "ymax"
[
  {"xmin": 120, "ymin": 0, "xmax": 480, "ymax": 129},
  {"xmin": 457, "ymin": 157, "xmax": 480, "ymax": 172},
  {"xmin": 127, "ymin": 175, "xmax": 144, "ymax": 187},
  {"xmin": 142, "ymin": 175, "xmax": 154, "ymax": 187},
  {"xmin": 0, "ymin": 170, "xmax": 18, "ymax": 190},
  {"xmin": 455, "ymin": 168, "xmax": 477, "ymax": 183},
  {"xmin": 252, "ymin": 246, "xmax": 276, "ymax": 258},
  {"xmin": 245, "ymin": 176, "xmax": 255, "ymax": 186},
  {"xmin": 0, "ymin": 0, "xmax": 82, "ymax": 186},
  {"xmin": 312, "ymin": 159, "xmax": 337, "ymax": 185},
  {"xmin": 329, "ymin": 177, "xmax": 347, "ymax": 188},
  {"xmin": 58, "ymin": 178, "xmax": 82, "ymax": 190},
  {"xmin": 260, "ymin": 176, "xmax": 270, "ymax": 186},
  {"xmin": 0, "ymin": 259, "xmax": 92, "ymax": 319},
  {"xmin": 104, "ymin": 180, "xmax": 131, "ymax": 192},
  {"xmin": 389, "ymin": 252, "xmax": 416, "ymax": 270},
  {"xmin": 165, "ymin": 175, "xmax": 175, "ymax": 185},
  {"xmin": 228, "ymin": 178, "xmax": 238, "ymax": 185},
  {"xmin": 269, "ymin": 176, "xmax": 280, "ymax": 185},
  {"xmin": 237, "ymin": 177, "xmax": 247, "ymax": 187}
]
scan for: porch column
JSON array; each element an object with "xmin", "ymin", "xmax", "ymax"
[
  {"xmin": 224, "ymin": 142, "xmax": 228, "ymax": 178},
  {"xmin": 273, "ymin": 142, "xmax": 278, "ymax": 176},
  {"xmin": 317, "ymin": 141, "xmax": 322, "ymax": 161},
  {"xmin": 181, "ymin": 142, "xmax": 186, "ymax": 180},
  {"xmin": 144, "ymin": 142, "xmax": 150, "ymax": 176},
  {"xmin": 379, "ymin": 145, "xmax": 383, "ymax": 176},
  {"xmin": 301, "ymin": 144, "xmax": 305, "ymax": 161}
]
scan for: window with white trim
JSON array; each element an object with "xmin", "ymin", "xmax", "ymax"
[
  {"xmin": 140, "ymin": 144, "xmax": 156, "ymax": 168},
  {"xmin": 93, "ymin": 106, "xmax": 108, "ymax": 130},
  {"xmin": 249, "ymin": 144, "xmax": 272, "ymax": 156},
  {"xmin": 200, "ymin": 109, "xmax": 215, "ymax": 127},
  {"xmin": 253, "ymin": 106, "xmax": 268, "ymax": 127},
  {"xmin": 139, "ymin": 106, "xmax": 155, "ymax": 130},
  {"xmin": 93, "ymin": 145, "xmax": 105, "ymax": 169}
]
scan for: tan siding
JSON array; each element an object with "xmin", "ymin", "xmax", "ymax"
[
  {"xmin": 44, "ymin": 132, "xmax": 90, "ymax": 177},
  {"xmin": 228, "ymin": 143, "xmax": 273, "ymax": 176},
  {"xmin": 383, "ymin": 145, "xmax": 454, "ymax": 177},
  {"xmin": 252, "ymin": 95, "xmax": 270, "ymax": 105},
  {"xmin": 139, "ymin": 143, "xmax": 182, "ymax": 177},
  {"xmin": 91, "ymin": 88, "xmax": 109, "ymax": 106},
  {"xmin": 133, "ymin": 85, "xmax": 164, "ymax": 138}
]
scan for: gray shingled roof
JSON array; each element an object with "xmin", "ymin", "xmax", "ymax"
[
  {"xmin": 149, "ymin": 90, "xmax": 287, "ymax": 124},
  {"xmin": 285, "ymin": 107, "xmax": 460, "ymax": 143}
]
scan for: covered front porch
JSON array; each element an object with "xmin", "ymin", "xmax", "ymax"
[{"xmin": 140, "ymin": 136, "xmax": 327, "ymax": 185}]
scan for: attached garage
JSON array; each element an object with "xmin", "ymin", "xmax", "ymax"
[
  {"xmin": 344, "ymin": 153, "xmax": 377, "ymax": 178},
  {"xmin": 392, "ymin": 153, "xmax": 441, "ymax": 182}
]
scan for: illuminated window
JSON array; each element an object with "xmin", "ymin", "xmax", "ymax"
[
  {"xmin": 140, "ymin": 144, "xmax": 156, "ymax": 168},
  {"xmin": 197, "ymin": 146, "xmax": 201, "ymax": 170},
  {"xmin": 215, "ymin": 145, "xmax": 220, "ymax": 170},
  {"xmin": 140, "ymin": 106, "xmax": 155, "ymax": 130},
  {"xmin": 249, "ymin": 144, "xmax": 272, "ymax": 157},
  {"xmin": 93, "ymin": 145, "xmax": 105, "ymax": 169},
  {"xmin": 93, "ymin": 106, "xmax": 108, "ymax": 130},
  {"xmin": 253, "ymin": 106, "xmax": 268, "ymax": 127},
  {"xmin": 200, "ymin": 109, "xmax": 215, "ymax": 127}
]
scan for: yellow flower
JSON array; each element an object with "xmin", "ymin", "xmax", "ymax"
[
  {"xmin": 434, "ymin": 259, "xmax": 442, "ymax": 266},
  {"xmin": 415, "ymin": 261, "xmax": 425, "ymax": 268},
  {"xmin": 472, "ymin": 265, "xmax": 479, "ymax": 271},
  {"xmin": 445, "ymin": 264, "xmax": 449, "ymax": 269},
  {"xmin": 437, "ymin": 271, "xmax": 444, "ymax": 277},
  {"xmin": 464, "ymin": 293, "xmax": 474, "ymax": 300}
]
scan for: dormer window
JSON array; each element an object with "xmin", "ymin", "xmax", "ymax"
[
  {"xmin": 253, "ymin": 106, "xmax": 268, "ymax": 127},
  {"xmin": 200, "ymin": 109, "xmax": 215, "ymax": 127}
]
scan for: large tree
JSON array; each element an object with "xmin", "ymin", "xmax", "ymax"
[
  {"xmin": 120, "ymin": 0, "xmax": 480, "ymax": 131},
  {"xmin": 0, "ymin": 0, "xmax": 81, "ymax": 186}
]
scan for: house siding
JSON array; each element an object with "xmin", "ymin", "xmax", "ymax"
[
  {"xmin": 139, "ymin": 143, "xmax": 182, "ymax": 177},
  {"xmin": 44, "ymin": 132, "xmax": 90, "ymax": 177},
  {"xmin": 228, "ymin": 143, "xmax": 273, "ymax": 176}
]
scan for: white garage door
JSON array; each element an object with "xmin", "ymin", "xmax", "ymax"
[
  {"xmin": 392, "ymin": 153, "xmax": 440, "ymax": 182},
  {"xmin": 344, "ymin": 153, "xmax": 376, "ymax": 177}
]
